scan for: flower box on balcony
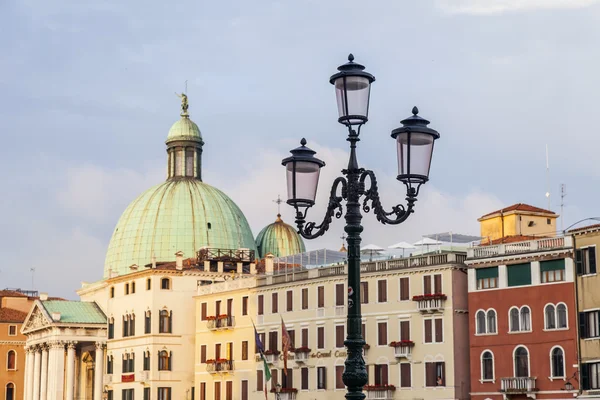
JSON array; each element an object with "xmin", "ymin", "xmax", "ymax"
[
  {"xmin": 270, "ymin": 388, "xmax": 297, "ymax": 400},
  {"xmin": 264, "ymin": 350, "xmax": 280, "ymax": 364},
  {"xmin": 364, "ymin": 385, "xmax": 396, "ymax": 391},
  {"xmin": 389, "ymin": 340, "xmax": 414, "ymax": 348},
  {"xmin": 217, "ymin": 314, "xmax": 229, "ymax": 319},
  {"xmin": 412, "ymin": 293, "xmax": 447, "ymax": 301},
  {"xmin": 294, "ymin": 347, "xmax": 311, "ymax": 353},
  {"xmin": 263, "ymin": 350, "xmax": 281, "ymax": 356},
  {"xmin": 270, "ymin": 388, "xmax": 298, "ymax": 393},
  {"xmin": 206, "ymin": 316, "xmax": 217, "ymax": 321}
]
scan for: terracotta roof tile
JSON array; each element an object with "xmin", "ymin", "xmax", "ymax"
[
  {"xmin": 0, "ymin": 290, "xmax": 27, "ymax": 298},
  {"xmin": 480, "ymin": 203, "xmax": 557, "ymax": 219},
  {"xmin": 0, "ymin": 307, "xmax": 28, "ymax": 323}
]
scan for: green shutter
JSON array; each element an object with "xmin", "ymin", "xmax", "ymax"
[
  {"xmin": 476, "ymin": 267, "xmax": 499, "ymax": 280},
  {"xmin": 540, "ymin": 259, "xmax": 565, "ymax": 272},
  {"xmin": 507, "ymin": 263, "xmax": 531, "ymax": 287}
]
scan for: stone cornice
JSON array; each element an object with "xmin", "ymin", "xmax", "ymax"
[
  {"xmin": 465, "ymin": 250, "xmax": 572, "ymax": 267},
  {"xmin": 0, "ymin": 340, "xmax": 25, "ymax": 346}
]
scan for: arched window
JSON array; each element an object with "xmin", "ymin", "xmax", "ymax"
[
  {"xmin": 510, "ymin": 308, "xmax": 520, "ymax": 332},
  {"xmin": 6, "ymin": 383, "xmax": 14, "ymax": 400},
  {"xmin": 487, "ymin": 310, "xmax": 497, "ymax": 334},
  {"xmin": 161, "ymin": 278, "xmax": 170, "ymax": 290},
  {"xmin": 551, "ymin": 347, "xmax": 565, "ymax": 378},
  {"xmin": 557, "ymin": 304, "xmax": 567, "ymax": 328},
  {"xmin": 545, "ymin": 304, "xmax": 556, "ymax": 329},
  {"xmin": 159, "ymin": 310, "xmax": 172, "ymax": 334},
  {"xmin": 476, "ymin": 311, "xmax": 486, "ymax": 334},
  {"xmin": 6, "ymin": 351, "xmax": 16, "ymax": 370},
  {"xmin": 481, "ymin": 351, "xmax": 494, "ymax": 381},
  {"xmin": 158, "ymin": 350, "xmax": 171, "ymax": 371},
  {"xmin": 514, "ymin": 346, "xmax": 529, "ymax": 377},
  {"xmin": 520, "ymin": 307, "xmax": 531, "ymax": 331}
]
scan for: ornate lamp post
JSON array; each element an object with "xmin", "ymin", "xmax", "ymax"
[{"xmin": 282, "ymin": 54, "xmax": 440, "ymax": 399}]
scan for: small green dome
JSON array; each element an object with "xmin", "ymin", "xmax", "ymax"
[
  {"xmin": 166, "ymin": 116, "xmax": 202, "ymax": 144},
  {"xmin": 256, "ymin": 214, "xmax": 306, "ymax": 258},
  {"xmin": 104, "ymin": 179, "xmax": 256, "ymax": 278}
]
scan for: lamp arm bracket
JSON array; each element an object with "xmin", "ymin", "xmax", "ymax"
[
  {"xmin": 295, "ymin": 177, "xmax": 347, "ymax": 239},
  {"xmin": 359, "ymin": 170, "xmax": 417, "ymax": 225}
]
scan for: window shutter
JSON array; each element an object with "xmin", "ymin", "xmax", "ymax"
[
  {"xmin": 576, "ymin": 249, "xmax": 583, "ymax": 275},
  {"xmin": 336, "ymin": 325, "xmax": 344, "ymax": 348},
  {"xmin": 242, "ymin": 297, "xmax": 248, "ymax": 315},
  {"xmin": 258, "ymin": 295, "xmax": 264, "ymax": 315},
  {"xmin": 302, "ymin": 328, "xmax": 308, "ymax": 347},
  {"xmin": 440, "ymin": 362, "xmax": 446, "ymax": 385},
  {"xmin": 318, "ymin": 287, "xmax": 325, "ymax": 308},
  {"xmin": 131, "ymin": 317, "xmax": 135, "ymax": 336},
  {"xmin": 580, "ymin": 312, "xmax": 589, "ymax": 339},
  {"xmin": 400, "ymin": 321, "xmax": 410, "ymax": 341},
  {"xmin": 400, "ymin": 278, "xmax": 409, "ymax": 300},
  {"xmin": 400, "ymin": 363, "xmax": 411, "ymax": 387},
  {"xmin": 318, "ymin": 327, "xmax": 324, "ymax": 348},
  {"xmin": 378, "ymin": 280, "xmax": 387, "ymax": 302},
  {"xmin": 272, "ymin": 293, "xmax": 278, "ymax": 313},
  {"xmin": 131, "ymin": 353, "xmax": 135, "ymax": 372},
  {"xmin": 122, "ymin": 390, "xmax": 126, "ymax": 400},
  {"xmin": 322, "ymin": 367, "xmax": 327, "ymax": 389},
  {"xmin": 271, "ymin": 369, "xmax": 278, "ymax": 391},
  {"xmin": 169, "ymin": 351, "xmax": 172, "ymax": 371},
  {"xmin": 361, "ymin": 282, "xmax": 369, "ymax": 304},
  {"xmin": 287, "ymin": 290, "xmax": 293, "ymax": 311},
  {"xmin": 288, "ymin": 368, "xmax": 293, "ymax": 388},
  {"xmin": 435, "ymin": 319, "xmax": 443, "ymax": 342},
  {"xmin": 336, "ymin": 284, "xmax": 344, "ymax": 306},
  {"xmin": 582, "ymin": 363, "xmax": 590, "ymax": 390},
  {"xmin": 226, "ymin": 381, "xmax": 232, "ymax": 400},
  {"xmin": 425, "ymin": 362, "xmax": 435, "ymax": 386},
  {"xmin": 434, "ymin": 274, "xmax": 442, "ymax": 294},
  {"xmin": 302, "ymin": 288, "xmax": 308, "ymax": 309},
  {"xmin": 257, "ymin": 370, "xmax": 263, "ymax": 391},
  {"xmin": 424, "ymin": 320, "xmax": 432, "ymax": 343},
  {"xmin": 168, "ymin": 388, "xmax": 172, "ymax": 400},
  {"xmin": 241, "ymin": 381, "xmax": 248, "ymax": 400},
  {"xmin": 424, "ymin": 276, "xmax": 432, "ymax": 295},
  {"xmin": 378, "ymin": 322, "xmax": 387, "ymax": 346},
  {"xmin": 215, "ymin": 300, "xmax": 221, "ymax": 317},
  {"xmin": 302, "ymin": 367, "xmax": 309, "ymax": 389},
  {"xmin": 336, "ymin": 365, "xmax": 344, "ymax": 388},
  {"xmin": 590, "ymin": 247, "xmax": 597, "ymax": 274},
  {"xmin": 381, "ymin": 364, "xmax": 388, "ymax": 385}
]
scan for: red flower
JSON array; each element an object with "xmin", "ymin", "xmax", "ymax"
[
  {"xmin": 294, "ymin": 347, "xmax": 311, "ymax": 353},
  {"xmin": 364, "ymin": 384, "xmax": 396, "ymax": 391}
]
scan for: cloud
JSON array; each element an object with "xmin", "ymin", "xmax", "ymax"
[{"xmin": 436, "ymin": 0, "xmax": 599, "ymax": 15}]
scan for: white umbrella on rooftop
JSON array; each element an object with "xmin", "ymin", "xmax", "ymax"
[
  {"xmin": 413, "ymin": 237, "xmax": 443, "ymax": 253},
  {"xmin": 360, "ymin": 244, "xmax": 384, "ymax": 261},
  {"xmin": 388, "ymin": 241, "xmax": 416, "ymax": 257}
]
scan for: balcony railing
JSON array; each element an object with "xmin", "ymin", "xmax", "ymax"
[
  {"xmin": 206, "ymin": 360, "xmax": 234, "ymax": 374},
  {"xmin": 294, "ymin": 351, "xmax": 309, "ymax": 363},
  {"xmin": 468, "ymin": 236, "xmax": 572, "ymax": 259},
  {"xmin": 500, "ymin": 377, "xmax": 537, "ymax": 394},
  {"xmin": 264, "ymin": 352, "xmax": 280, "ymax": 364},
  {"xmin": 392, "ymin": 343, "xmax": 413, "ymax": 358},
  {"xmin": 413, "ymin": 294, "xmax": 446, "ymax": 312},
  {"xmin": 278, "ymin": 392, "xmax": 297, "ymax": 400},
  {"xmin": 207, "ymin": 316, "xmax": 235, "ymax": 330},
  {"xmin": 365, "ymin": 388, "xmax": 395, "ymax": 399}
]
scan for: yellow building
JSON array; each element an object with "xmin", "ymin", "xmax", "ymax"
[
  {"xmin": 478, "ymin": 203, "xmax": 558, "ymax": 242},
  {"xmin": 570, "ymin": 224, "xmax": 600, "ymax": 397},
  {"xmin": 194, "ymin": 251, "xmax": 470, "ymax": 400}
]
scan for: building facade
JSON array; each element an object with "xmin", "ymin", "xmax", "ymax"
[
  {"xmin": 194, "ymin": 251, "xmax": 471, "ymax": 400},
  {"xmin": 478, "ymin": 204, "xmax": 558, "ymax": 243},
  {"xmin": 466, "ymin": 235, "xmax": 578, "ymax": 400}
]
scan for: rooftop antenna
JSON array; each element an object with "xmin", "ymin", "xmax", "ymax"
[
  {"xmin": 545, "ymin": 144, "xmax": 551, "ymax": 210},
  {"xmin": 30, "ymin": 267, "xmax": 35, "ymax": 289},
  {"xmin": 273, "ymin": 195, "xmax": 283, "ymax": 216},
  {"xmin": 560, "ymin": 184, "xmax": 567, "ymax": 232},
  {"xmin": 184, "ymin": 79, "xmax": 188, "ymax": 95}
]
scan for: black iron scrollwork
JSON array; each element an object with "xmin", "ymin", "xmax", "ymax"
[
  {"xmin": 359, "ymin": 170, "xmax": 418, "ymax": 225},
  {"xmin": 294, "ymin": 177, "xmax": 347, "ymax": 239}
]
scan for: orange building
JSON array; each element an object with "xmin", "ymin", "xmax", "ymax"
[{"xmin": 1, "ymin": 290, "xmax": 39, "ymax": 400}]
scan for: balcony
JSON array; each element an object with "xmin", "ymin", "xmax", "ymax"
[
  {"xmin": 264, "ymin": 351, "xmax": 280, "ymax": 364},
  {"xmin": 412, "ymin": 294, "xmax": 446, "ymax": 312},
  {"xmin": 207, "ymin": 315, "xmax": 235, "ymax": 330},
  {"xmin": 206, "ymin": 359, "xmax": 234, "ymax": 374},
  {"xmin": 293, "ymin": 348, "xmax": 310, "ymax": 363},
  {"xmin": 500, "ymin": 377, "xmax": 537, "ymax": 397},
  {"xmin": 364, "ymin": 386, "xmax": 396, "ymax": 400},
  {"xmin": 468, "ymin": 236, "xmax": 572, "ymax": 259},
  {"xmin": 271, "ymin": 389, "xmax": 297, "ymax": 400},
  {"xmin": 390, "ymin": 341, "xmax": 414, "ymax": 358}
]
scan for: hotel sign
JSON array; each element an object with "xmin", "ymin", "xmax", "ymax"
[
  {"xmin": 256, "ymin": 350, "xmax": 349, "ymax": 362},
  {"xmin": 121, "ymin": 374, "xmax": 135, "ymax": 383}
]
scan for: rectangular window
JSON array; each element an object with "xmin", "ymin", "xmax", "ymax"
[
  {"xmin": 287, "ymin": 290, "xmax": 293, "ymax": 311},
  {"xmin": 216, "ymin": 300, "xmax": 221, "ymax": 316},
  {"xmin": 257, "ymin": 370, "xmax": 263, "ymax": 391},
  {"xmin": 269, "ymin": 331, "xmax": 278, "ymax": 352},
  {"xmin": 272, "ymin": 293, "xmax": 278, "ymax": 313},
  {"xmin": 424, "ymin": 275, "xmax": 432, "ymax": 294},
  {"xmin": 583, "ymin": 362, "xmax": 600, "ymax": 390},
  {"xmin": 336, "ymin": 325, "xmax": 345, "ymax": 348},
  {"xmin": 378, "ymin": 322, "xmax": 387, "ymax": 346},
  {"xmin": 400, "ymin": 320, "xmax": 410, "ymax": 341},
  {"xmin": 580, "ymin": 310, "xmax": 600, "ymax": 339},
  {"xmin": 577, "ymin": 247, "xmax": 597, "ymax": 275},
  {"xmin": 317, "ymin": 326, "xmax": 325, "ymax": 349},
  {"xmin": 541, "ymin": 259, "xmax": 566, "ymax": 283},
  {"xmin": 302, "ymin": 328, "xmax": 308, "ymax": 347},
  {"xmin": 145, "ymin": 313, "xmax": 151, "ymax": 334},
  {"xmin": 374, "ymin": 364, "xmax": 389, "ymax": 385},
  {"xmin": 122, "ymin": 389, "xmax": 134, "ymax": 400},
  {"xmin": 424, "ymin": 319, "xmax": 432, "ymax": 343},
  {"xmin": 301, "ymin": 367, "xmax": 309, "ymax": 390},
  {"xmin": 258, "ymin": 295, "xmax": 264, "ymax": 315},
  {"xmin": 201, "ymin": 345, "xmax": 206, "ymax": 363},
  {"xmin": 225, "ymin": 381, "xmax": 232, "ymax": 400},
  {"xmin": 377, "ymin": 280, "xmax": 387, "ymax": 302},
  {"xmin": 424, "ymin": 318, "xmax": 443, "ymax": 343},
  {"xmin": 435, "ymin": 319, "xmax": 443, "ymax": 342},
  {"xmin": 425, "ymin": 362, "xmax": 445, "ymax": 387},
  {"xmin": 215, "ymin": 344, "xmax": 221, "ymax": 360},
  {"xmin": 241, "ymin": 381, "xmax": 248, "ymax": 400},
  {"xmin": 507, "ymin": 263, "xmax": 532, "ymax": 287},
  {"xmin": 282, "ymin": 368, "xmax": 293, "ymax": 389},
  {"xmin": 242, "ymin": 296, "xmax": 248, "ymax": 315},
  {"xmin": 143, "ymin": 352, "xmax": 150, "ymax": 371},
  {"xmin": 143, "ymin": 388, "xmax": 150, "ymax": 400},
  {"xmin": 400, "ymin": 363, "xmax": 411, "ymax": 388},
  {"xmin": 302, "ymin": 288, "xmax": 308, "ymax": 309},
  {"xmin": 242, "ymin": 341, "xmax": 248, "ymax": 360},
  {"xmin": 476, "ymin": 267, "xmax": 499, "ymax": 289},
  {"xmin": 336, "ymin": 365, "xmax": 345, "ymax": 389},
  {"xmin": 108, "ymin": 390, "xmax": 113, "ymax": 400},
  {"xmin": 360, "ymin": 282, "xmax": 369, "ymax": 304},
  {"xmin": 271, "ymin": 370, "xmax": 278, "ymax": 391},
  {"xmin": 201, "ymin": 303, "xmax": 207, "ymax": 320},
  {"xmin": 317, "ymin": 366, "xmax": 327, "ymax": 389},
  {"xmin": 288, "ymin": 329, "xmax": 295, "ymax": 349},
  {"xmin": 318, "ymin": 286, "xmax": 325, "ymax": 308},
  {"xmin": 200, "ymin": 383, "xmax": 206, "ymax": 400},
  {"xmin": 214, "ymin": 382, "xmax": 221, "ymax": 400},
  {"xmin": 146, "ymin": 279, "xmax": 151, "ymax": 290},
  {"xmin": 399, "ymin": 277, "xmax": 409, "ymax": 300},
  {"xmin": 336, "ymin": 283, "xmax": 345, "ymax": 306},
  {"xmin": 8, "ymin": 325, "xmax": 16, "ymax": 336},
  {"xmin": 434, "ymin": 274, "xmax": 442, "ymax": 294},
  {"xmin": 157, "ymin": 388, "xmax": 171, "ymax": 400}
]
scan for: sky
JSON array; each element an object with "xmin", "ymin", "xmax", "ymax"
[{"xmin": 1, "ymin": 0, "xmax": 600, "ymax": 298}]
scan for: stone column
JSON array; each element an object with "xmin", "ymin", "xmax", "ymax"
[
  {"xmin": 33, "ymin": 347, "xmax": 42, "ymax": 400},
  {"xmin": 46, "ymin": 341, "xmax": 65, "ymax": 400},
  {"xmin": 65, "ymin": 342, "xmax": 77, "ymax": 400},
  {"xmin": 26, "ymin": 347, "xmax": 36, "ymax": 400},
  {"xmin": 40, "ymin": 345, "xmax": 49, "ymax": 400},
  {"xmin": 93, "ymin": 343, "xmax": 105, "ymax": 400}
]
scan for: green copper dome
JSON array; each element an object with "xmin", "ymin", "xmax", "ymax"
[
  {"xmin": 256, "ymin": 214, "xmax": 306, "ymax": 258},
  {"xmin": 104, "ymin": 179, "xmax": 257, "ymax": 278},
  {"xmin": 166, "ymin": 117, "xmax": 202, "ymax": 144}
]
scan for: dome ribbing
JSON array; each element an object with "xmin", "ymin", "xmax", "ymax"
[{"xmin": 256, "ymin": 214, "xmax": 306, "ymax": 258}]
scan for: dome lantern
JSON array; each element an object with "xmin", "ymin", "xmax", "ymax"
[{"xmin": 256, "ymin": 213, "xmax": 306, "ymax": 259}]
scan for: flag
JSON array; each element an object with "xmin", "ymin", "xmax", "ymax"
[
  {"xmin": 253, "ymin": 320, "xmax": 271, "ymax": 399},
  {"xmin": 253, "ymin": 321, "xmax": 264, "ymax": 354},
  {"xmin": 281, "ymin": 316, "xmax": 293, "ymax": 375}
]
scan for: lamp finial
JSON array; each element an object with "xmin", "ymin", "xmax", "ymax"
[{"xmin": 412, "ymin": 106, "xmax": 419, "ymax": 115}]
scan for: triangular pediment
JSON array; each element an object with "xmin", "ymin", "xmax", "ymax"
[{"xmin": 21, "ymin": 301, "xmax": 52, "ymax": 334}]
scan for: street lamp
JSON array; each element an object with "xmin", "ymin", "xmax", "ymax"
[{"xmin": 282, "ymin": 54, "xmax": 440, "ymax": 399}]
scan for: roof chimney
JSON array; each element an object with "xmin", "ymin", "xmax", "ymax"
[
  {"xmin": 39, "ymin": 293, "xmax": 48, "ymax": 301},
  {"xmin": 152, "ymin": 254, "xmax": 157, "ymax": 269},
  {"xmin": 175, "ymin": 251, "xmax": 184, "ymax": 270},
  {"xmin": 51, "ymin": 312, "xmax": 61, "ymax": 321}
]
